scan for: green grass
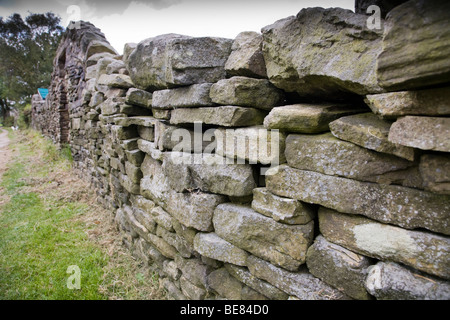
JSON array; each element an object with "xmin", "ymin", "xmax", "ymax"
[{"xmin": 0, "ymin": 130, "xmax": 165, "ymax": 300}]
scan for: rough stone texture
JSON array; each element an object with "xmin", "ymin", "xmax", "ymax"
[
  {"xmin": 419, "ymin": 154, "xmax": 450, "ymax": 195},
  {"xmin": 388, "ymin": 116, "xmax": 450, "ymax": 152},
  {"xmin": 251, "ymin": 188, "xmax": 315, "ymax": 225},
  {"xmin": 215, "ymin": 126, "xmax": 286, "ymax": 165},
  {"xmin": 261, "ymin": 7, "xmax": 384, "ymax": 99},
  {"xmin": 306, "ymin": 235, "xmax": 372, "ymax": 300},
  {"xmin": 125, "ymin": 88, "xmax": 152, "ymax": 109},
  {"xmin": 175, "ymin": 256, "xmax": 213, "ymax": 288},
  {"xmin": 247, "ymin": 255, "xmax": 349, "ymax": 300},
  {"xmin": 285, "ymin": 133, "xmax": 416, "ymax": 184},
  {"xmin": 377, "ymin": 0, "xmax": 450, "ymax": 91},
  {"xmin": 180, "ymin": 275, "xmax": 207, "ymax": 300},
  {"xmin": 169, "ymin": 106, "xmax": 266, "ymax": 127},
  {"xmin": 127, "ymin": 34, "xmax": 232, "ymax": 90},
  {"xmin": 210, "ymin": 76, "xmax": 284, "ymax": 110},
  {"xmin": 365, "ymin": 87, "xmax": 450, "ymax": 118},
  {"xmin": 162, "ymin": 152, "xmax": 257, "ymax": 197},
  {"xmin": 319, "ymin": 208, "xmax": 450, "ymax": 279},
  {"xmin": 264, "ymin": 103, "xmax": 367, "ymax": 133},
  {"xmin": 137, "ymin": 139, "xmax": 163, "ymax": 161},
  {"xmin": 116, "ymin": 116, "xmax": 156, "ymax": 128},
  {"xmin": 207, "ymin": 268, "xmax": 267, "ymax": 300},
  {"xmin": 213, "ymin": 203, "xmax": 314, "ymax": 271},
  {"xmin": 193, "ymin": 232, "xmax": 248, "ymax": 266},
  {"xmin": 152, "ymin": 83, "xmax": 215, "ymax": 109},
  {"xmin": 225, "ymin": 31, "xmax": 267, "ymax": 79},
  {"xmin": 365, "ymin": 261, "xmax": 450, "ymax": 300},
  {"xmin": 97, "ymin": 74, "xmax": 134, "ymax": 89},
  {"xmin": 266, "ymin": 165, "xmax": 450, "ymax": 235},
  {"xmin": 224, "ymin": 264, "xmax": 288, "ymax": 300},
  {"xmin": 329, "ymin": 113, "xmax": 415, "ymax": 161}
]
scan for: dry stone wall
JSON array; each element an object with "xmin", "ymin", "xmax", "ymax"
[{"xmin": 32, "ymin": 0, "xmax": 450, "ymax": 300}]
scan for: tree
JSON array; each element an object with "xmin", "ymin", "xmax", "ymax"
[{"xmin": 0, "ymin": 12, "xmax": 64, "ymax": 125}]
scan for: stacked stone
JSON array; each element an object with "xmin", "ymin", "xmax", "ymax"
[{"xmin": 34, "ymin": 0, "xmax": 450, "ymax": 300}]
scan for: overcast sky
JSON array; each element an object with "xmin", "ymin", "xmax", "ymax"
[{"xmin": 0, "ymin": 0, "xmax": 355, "ymax": 54}]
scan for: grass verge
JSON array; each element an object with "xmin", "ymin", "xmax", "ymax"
[{"xmin": 0, "ymin": 130, "xmax": 165, "ymax": 300}]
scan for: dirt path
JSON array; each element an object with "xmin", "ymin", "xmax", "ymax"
[{"xmin": 0, "ymin": 128, "xmax": 12, "ymax": 179}]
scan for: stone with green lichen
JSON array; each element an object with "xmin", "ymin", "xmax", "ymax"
[
  {"xmin": 213, "ymin": 203, "xmax": 314, "ymax": 271},
  {"xmin": 419, "ymin": 154, "xmax": 450, "ymax": 195},
  {"xmin": 306, "ymin": 235, "xmax": 372, "ymax": 300},
  {"xmin": 318, "ymin": 207, "xmax": 450, "ymax": 280},
  {"xmin": 152, "ymin": 83, "xmax": 215, "ymax": 109},
  {"xmin": 251, "ymin": 188, "xmax": 315, "ymax": 225},
  {"xmin": 193, "ymin": 232, "xmax": 248, "ymax": 266},
  {"xmin": 365, "ymin": 87, "xmax": 450, "ymax": 119},
  {"xmin": 125, "ymin": 88, "xmax": 152, "ymax": 108},
  {"xmin": 329, "ymin": 113, "xmax": 415, "ymax": 161},
  {"xmin": 124, "ymin": 161, "xmax": 142, "ymax": 183},
  {"xmin": 264, "ymin": 103, "xmax": 367, "ymax": 133},
  {"xmin": 210, "ymin": 76, "xmax": 284, "ymax": 110},
  {"xmin": 261, "ymin": 7, "xmax": 384, "ymax": 99},
  {"xmin": 265, "ymin": 165, "xmax": 450, "ymax": 235}
]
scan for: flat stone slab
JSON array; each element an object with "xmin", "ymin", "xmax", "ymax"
[
  {"xmin": 169, "ymin": 106, "xmax": 266, "ymax": 127},
  {"xmin": 285, "ymin": 133, "xmax": 415, "ymax": 183},
  {"xmin": 152, "ymin": 83, "xmax": 215, "ymax": 109},
  {"xmin": 246, "ymin": 255, "xmax": 349, "ymax": 300},
  {"xmin": 125, "ymin": 88, "xmax": 152, "ymax": 108},
  {"xmin": 365, "ymin": 261, "xmax": 450, "ymax": 300},
  {"xmin": 115, "ymin": 116, "xmax": 157, "ymax": 128},
  {"xmin": 329, "ymin": 113, "xmax": 415, "ymax": 161},
  {"xmin": 319, "ymin": 207, "xmax": 450, "ymax": 279},
  {"xmin": 213, "ymin": 203, "xmax": 314, "ymax": 271},
  {"xmin": 193, "ymin": 232, "xmax": 248, "ymax": 266},
  {"xmin": 264, "ymin": 103, "xmax": 367, "ymax": 133},
  {"xmin": 266, "ymin": 165, "xmax": 450, "ymax": 235},
  {"xmin": 210, "ymin": 76, "xmax": 284, "ymax": 110},
  {"xmin": 306, "ymin": 235, "xmax": 372, "ymax": 300},
  {"xmin": 419, "ymin": 154, "xmax": 450, "ymax": 195},
  {"xmin": 251, "ymin": 188, "xmax": 315, "ymax": 225},
  {"xmin": 388, "ymin": 116, "xmax": 450, "ymax": 152},
  {"xmin": 366, "ymin": 87, "xmax": 450, "ymax": 118}
]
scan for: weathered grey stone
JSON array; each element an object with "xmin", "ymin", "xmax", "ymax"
[
  {"xmin": 210, "ymin": 76, "xmax": 284, "ymax": 110},
  {"xmin": 161, "ymin": 278, "xmax": 187, "ymax": 300},
  {"xmin": 86, "ymin": 51, "xmax": 115, "ymax": 68},
  {"xmin": 111, "ymin": 125, "xmax": 137, "ymax": 140},
  {"xmin": 120, "ymin": 138, "xmax": 139, "ymax": 151},
  {"xmin": 207, "ymin": 268, "xmax": 267, "ymax": 300},
  {"xmin": 366, "ymin": 87, "xmax": 450, "ymax": 118},
  {"xmin": 132, "ymin": 207, "xmax": 156, "ymax": 234},
  {"xmin": 329, "ymin": 113, "xmax": 415, "ymax": 161},
  {"xmin": 125, "ymin": 88, "xmax": 153, "ymax": 108},
  {"xmin": 163, "ymin": 260, "xmax": 181, "ymax": 281},
  {"xmin": 152, "ymin": 83, "xmax": 215, "ymax": 109},
  {"xmin": 138, "ymin": 126, "xmax": 154, "ymax": 141},
  {"xmin": 319, "ymin": 207, "xmax": 450, "ymax": 280},
  {"xmin": 225, "ymin": 264, "xmax": 288, "ymax": 300},
  {"xmin": 377, "ymin": 0, "xmax": 450, "ymax": 90},
  {"xmin": 306, "ymin": 235, "xmax": 372, "ymax": 300},
  {"xmin": 264, "ymin": 103, "xmax": 367, "ymax": 133},
  {"xmin": 106, "ymin": 59, "xmax": 126, "ymax": 75},
  {"xmin": 172, "ymin": 218, "xmax": 198, "ymax": 248},
  {"xmin": 130, "ymin": 194, "xmax": 156, "ymax": 213},
  {"xmin": 119, "ymin": 173, "xmax": 140, "ymax": 194},
  {"xmin": 97, "ymin": 73, "xmax": 134, "ymax": 89},
  {"xmin": 193, "ymin": 232, "xmax": 248, "ymax": 266},
  {"xmin": 175, "ymin": 256, "xmax": 213, "ymax": 288},
  {"xmin": 119, "ymin": 104, "xmax": 152, "ymax": 116},
  {"xmin": 156, "ymin": 225, "xmax": 192, "ymax": 258},
  {"xmin": 152, "ymin": 109, "xmax": 171, "ymax": 120},
  {"xmin": 125, "ymin": 149, "xmax": 144, "ymax": 166},
  {"xmin": 122, "ymin": 42, "xmax": 137, "ymax": 64},
  {"xmin": 419, "ymin": 154, "xmax": 450, "ymax": 195},
  {"xmin": 147, "ymin": 233, "xmax": 178, "ymax": 259},
  {"xmin": 123, "ymin": 206, "xmax": 149, "ymax": 240},
  {"xmin": 213, "ymin": 203, "xmax": 314, "ymax": 271},
  {"xmin": 180, "ymin": 276, "xmax": 207, "ymax": 300},
  {"xmin": 124, "ymin": 161, "xmax": 142, "ymax": 183},
  {"xmin": 86, "ymin": 39, "xmax": 117, "ymax": 59},
  {"xmin": 154, "ymin": 120, "xmax": 210, "ymax": 152},
  {"xmin": 261, "ymin": 7, "xmax": 383, "ymax": 99},
  {"xmin": 285, "ymin": 133, "xmax": 415, "ymax": 184},
  {"xmin": 388, "ymin": 116, "xmax": 450, "ymax": 152},
  {"xmin": 251, "ymin": 188, "xmax": 315, "ymax": 225},
  {"xmin": 137, "ymin": 139, "xmax": 163, "ymax": 161},
  {"xmin": 116, "ymin": 116, "xmax": 157, "ymax": 128},
  {"xmin": 162, "ymin": 152, "xmax": 256, "ymax": 197},
  {"xmin": 100, "ymin": 98, "xmax": 124, "ymax": 116},
  {"xmin": 170, "ymin": 106, "xmax": 266, "ymax": 127},
  {"xmin": 151, "ymin": 206, "xmax": 174, "ymax": 232},
  {"xmin": 127, "ymin": 34, "xmax": 232, "ymax": 90},
  {"xmin": 140, "ymin": 155, "xmax": 227, "ymax": 231},
  {"xmin": 215, "ymin": 125, "xmax": 286, "ymax": 165},
  {"xmin": 89, "ymin": 91, "xmax": 104, "ymax": 108},
  {"xmin": 365, "ymin": 261, "xmax": 450, "ymax": 300},
  {"xmin": 225, "ymin": 31, "xmax": 267, "ymax": 79},
  {"xmin": 266, "ymin": 165, "xmax": 450, "ymax": 235},
  {"xmin": 247, "ymin": 255, "xmax": 349, "ymax": 300}
]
